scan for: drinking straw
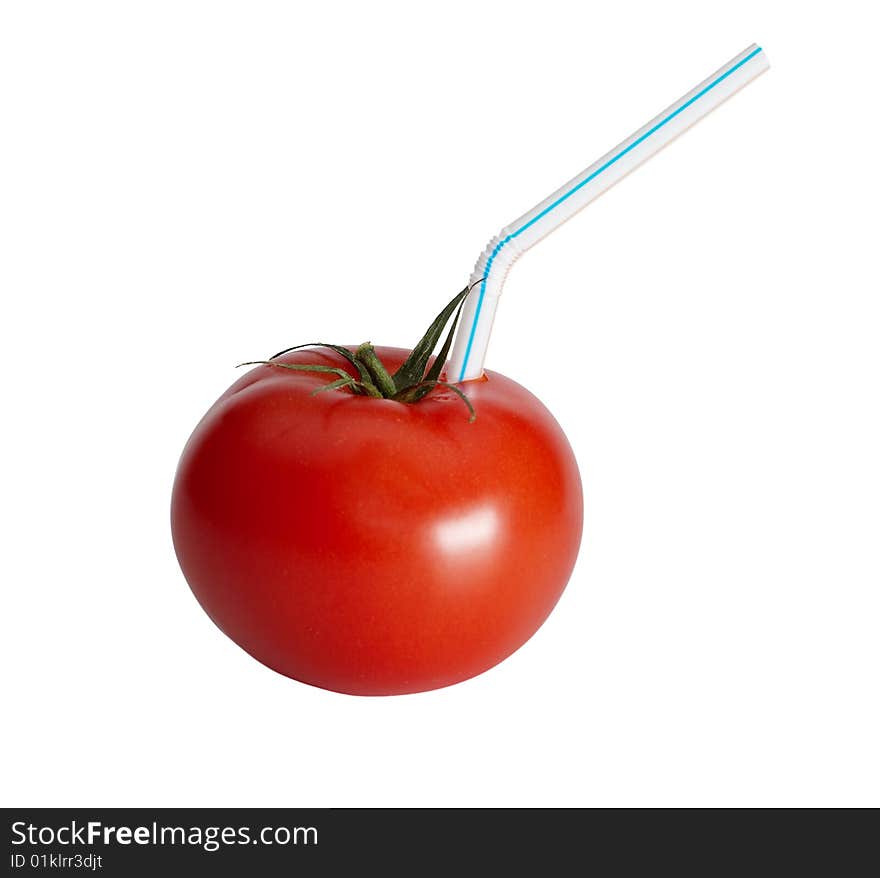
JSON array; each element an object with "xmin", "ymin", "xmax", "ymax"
[{"xmin": 447, "ymin": 44, "xmax": 769, "ymax": 383}]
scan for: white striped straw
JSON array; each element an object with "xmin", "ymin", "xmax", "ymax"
[{"xmin": 448, "ymin": 44, "xmax": 769, "ymax": 382}]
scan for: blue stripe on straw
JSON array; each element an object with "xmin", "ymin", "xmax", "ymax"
[{"xmin": 456, "ymin": 45, "xmax": 764, "ymax": 381}]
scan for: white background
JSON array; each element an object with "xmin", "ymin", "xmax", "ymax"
[{"xmin": 2, "ymin": 1, "xmax": 878, "ymax": 807}]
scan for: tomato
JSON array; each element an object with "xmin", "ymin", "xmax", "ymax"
[{"xmin": 171, "ymin": 346, "xmax": 582, "ymax": 695}]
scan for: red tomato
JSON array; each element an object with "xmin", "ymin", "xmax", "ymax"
[{"xmin": 171, "ymin": 346, "xmax": 582, "ymax": 695}]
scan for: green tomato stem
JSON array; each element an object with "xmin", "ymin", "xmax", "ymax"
[
  {"xmin": 355, "ymin": 342, "xmax": 398, "ymax": 398},
  {"xmin": 245, "ymin": 286, "xmax": 478, "ymax": 420}
]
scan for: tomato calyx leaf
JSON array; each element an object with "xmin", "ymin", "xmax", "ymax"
[
  {"xmin": 240, "ymin": 283, "xmax": 481, "ymax": 420},
  {"xmin": 236, "ymin": 361, "xmax": 380, "ymax": 398},
  {"xmin": 391, "ymin": 283, "xmax": 473, "ymax": 391},
  {"xmin": 265, "ymin": 343, "xmax": 381, "ymax": 395}
]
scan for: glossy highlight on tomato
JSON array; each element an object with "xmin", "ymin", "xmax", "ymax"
[{"xmin": 171, "ymin": 346, "xmax": 583, "ymax": 695}]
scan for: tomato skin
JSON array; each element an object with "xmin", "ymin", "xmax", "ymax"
[{"xmin": 171, "ymin": 347, "xmax": 582, "ymax": 695}]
